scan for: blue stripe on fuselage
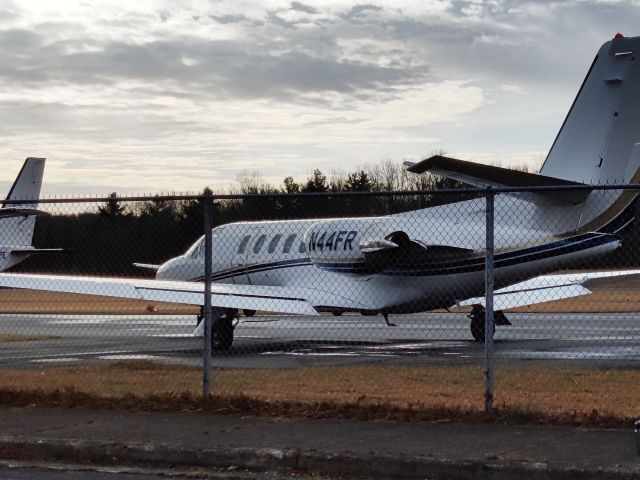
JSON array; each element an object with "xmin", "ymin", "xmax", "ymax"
[
  {"xmin": 316, "ymin": 232, "xmax": 618, "ymax": 277},
  {"xmin": 188, "ymin": 232, "xmax": 618, "ymax": 282}
]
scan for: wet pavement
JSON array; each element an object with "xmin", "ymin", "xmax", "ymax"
[{"xmin": 1, "ymin": 312, "xmax": 640, "ymax": 368}]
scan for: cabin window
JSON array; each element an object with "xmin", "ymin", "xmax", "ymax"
[
  {"xmin": 237, "ymin": 235, "xmax": 251, "ymax": 254},
  {"xmin": 253, "ymin": 234, "xmax": 267, "ymax": 254},
  {"xmin": 268, "ymin": 234, "xmax": 283, "ymax": 253},
  {"xmin": 282, "ymin": 234, "xmax": 297, "ymax": 253},
  {"xmin": 298, "ymin": 241, "xmax": 306, "ymax": 253}
]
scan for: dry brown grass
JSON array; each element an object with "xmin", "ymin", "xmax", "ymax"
[
  {"xmin": 0, "ymin": 290, "xmax": 198, "ymax": 315},
  {"xmin": 0, "ymin": 361, "xmax": 637, "ymax": 427},
  {"xmin": 0, "ymin": 334, "xmax": 53, "ymax": 342},
  {"xmin": 508, "ymin": 288, "xmax": 640, "ymax": 313}
]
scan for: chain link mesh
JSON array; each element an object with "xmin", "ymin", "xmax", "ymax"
[{"xmin": 0, "ymin": 188, "xmax": 637, "ymax": 415}]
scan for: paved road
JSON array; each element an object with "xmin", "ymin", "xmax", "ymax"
[
  {"xmin": 0, "ymin": 465, "xmax": 183, "ymax": 480},
  {"xmin": 0, "ymin": 311, "xmax": 639, "ymax": 368},
  {"xmin": 0, "ymin": 462, "xmax": 324, "ymax": 479}
]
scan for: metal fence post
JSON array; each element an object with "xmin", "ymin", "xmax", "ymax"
[
  {"xmin": 484, "ymin": 189, "xmax": 495, "ymax": 413},
  {"xmin": 203, "ymin": 195, "xmax": 213, "ymax": 396}
]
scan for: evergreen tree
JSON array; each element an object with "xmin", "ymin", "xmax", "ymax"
[
  {"xmin": 98, "ymin": 192, "xmax": 129, "ymax": 218},
  {"xmin": 344, "ymin": 170, "xmax": 373, "ymax": 192},
  {"xmin": 302, "ymin": 169, "xmax": 328, "ymax": 193}
]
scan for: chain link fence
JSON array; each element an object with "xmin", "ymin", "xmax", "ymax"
[{"xmin": 0, "ymin": 186, "xmax": 638, "ymax": 416}]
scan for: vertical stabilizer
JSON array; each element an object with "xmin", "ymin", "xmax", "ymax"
[
  {"xmin": 540, "ymin": 35, "xmax": 640, "ymax": 230},
  {"xmin": 0, "ymin": 157, "xmax": 45, "ymax": 248},
  {"xmin": 4, "ymin": 157, "xmax": 45, "ymax": 207}
]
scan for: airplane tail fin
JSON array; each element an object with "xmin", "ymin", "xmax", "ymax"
[
  {"xmin": 0, "ymin": 157, "xmax": 45, "ymax": 249},
  {"xmin": 538, "ymin": 34, "xmax": 640, "ymax": 230},
  {"xmin": 3, "ymin": 157, "xmax": 45, "ymax": 207},
  {"xmin": 540, "ymin": 34, "xmax": 640, "ymax": 185}
]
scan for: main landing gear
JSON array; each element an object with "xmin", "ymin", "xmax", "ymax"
[
  {"xmin": 197, "ymin": 307, "xmax": 237, "ymax": 351},
  {"xmin": 467, "ymin": 304, "xmax": 512, "ymax": 342}
]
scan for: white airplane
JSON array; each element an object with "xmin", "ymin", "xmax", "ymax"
[
  {"xmin": 0, "ymin": 157, "xmax": 58, "ymax": 271},
  {"xmin": 1, "ymin": 34, "xmax": 640, "ymax": 349}
]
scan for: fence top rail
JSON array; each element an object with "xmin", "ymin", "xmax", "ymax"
[{"xmin": 6, "ymin": 183, "xmax": 640, "ymax": 204}]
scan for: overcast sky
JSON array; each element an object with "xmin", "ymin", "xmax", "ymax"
[{"xmin": 0, "ymin": 0, "xmax": 637, "ymax": 195}]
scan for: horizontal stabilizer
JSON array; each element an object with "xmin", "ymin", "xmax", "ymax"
[
  {"xmin": 0, "ymin": 273, "xmax": 318, "ymax": 316},
  {"xmin": 457, "ymin": 270, "xmax": 640, "ymax": 310},
  {"xmin": 10, "ymin": 248, "xmax": 65, "ymax": 256},
  {"xmin": 405, "ymin": 155, "xmax": 590, "ymax": 204},
  {"xmin": 133, "ymin": 263, "xmax": 161, "ymax": 271},
  {"xmin": 0, "ymin": 207, "xmax": 44, "ymax": 218}
]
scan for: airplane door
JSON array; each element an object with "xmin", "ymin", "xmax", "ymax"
[
  {"xmin": 228, "ymin": 230, "xmax": 255, "ymax": 285},
  {"xmin": 244, "ymin": 228, "xmax": 268, "ymax": 285}
]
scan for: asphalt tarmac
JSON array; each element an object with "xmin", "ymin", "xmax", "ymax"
[{"xmin": 1, "ymin": 311, "xmax": 639, "ymax": 369}]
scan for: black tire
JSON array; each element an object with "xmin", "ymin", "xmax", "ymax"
[
  {"xmin": 212, "ymin": 316, "xmax": 234, "ymax": 351},
  {"xmin": 243, "ymin": 309, "xmax": 256, "ymax": 317},
  {"xmin": 332, "ymin": 311, "xmax": 343, "ymax": 316},
  {"xmin": 470, "ymin": 316, "xmax": 485, "ymax": 343}
]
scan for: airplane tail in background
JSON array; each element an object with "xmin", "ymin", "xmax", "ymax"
[
  {"xmin": 3, "ymin": 157, "xmax": 45, "ymax": 208},
  {"xmin": 0, "ymin": 158, "xmax": 46, "ymax": 270}
]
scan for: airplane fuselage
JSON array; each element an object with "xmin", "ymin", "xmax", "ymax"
[{"xmin": 156, "ymin": 195, "xmax": 621, "ymax": 314}]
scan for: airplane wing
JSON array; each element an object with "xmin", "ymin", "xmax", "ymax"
[
  {"xmin": 0, "ymin": 207, "xmax": 44, "ymax": 218},
  {"xmin": 404, "ymin": 155, "xmax": 589, "ymax": 204},
  {"xmin": 456, "ymin": 270, "xmax": 640, "ymax": 310},
  {"xmin": 0, "ymin": 273, "xmax": 318, "ymax": 316}
]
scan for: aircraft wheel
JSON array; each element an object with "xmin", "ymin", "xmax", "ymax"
[
  {"xmin": 470, "ymin": 315, "xmax": 485, "ymax": 343},
  {"xmin": 332, "ymin": 311, "xmax": 343, "ymax": 316},
  {"xmin": 212, "ymin": 316, "xmax": 234, "ymax": 351},
  {"xmin": 243, "ymin": 309, "xmax": 256, "ymax": 317}
]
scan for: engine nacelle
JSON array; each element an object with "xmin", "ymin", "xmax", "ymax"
[{"xmin": 304, "ymin": 220, "xmax": 475, "ymax": 274}]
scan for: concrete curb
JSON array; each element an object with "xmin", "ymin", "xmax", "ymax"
[{"xmin": 0, "ymin": 435, "xmax": 637, "ymax": 480}]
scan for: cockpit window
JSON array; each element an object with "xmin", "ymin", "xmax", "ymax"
[
  {"xmin": 188, "ymin": 238, "xmax": 203, "ymax": 258},
  {"xmin": 283, "ymin": 234, "xmax": 297, "ymax": 253},
  {"xmin": 268, "ymin": 234, "xmax": 283, "ymax": 253},
  {"xmin": 253, "ymin": 234, "xmax": 267, "ymax": 254},
  {"xmin": 237, "ymin": 235, "xmax": 251, "ymax": 254},
  {"xmin": 185, "ymin": 236, "xmax": 202, "ymax": 258}
]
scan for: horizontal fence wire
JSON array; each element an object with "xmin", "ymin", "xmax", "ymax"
[{"xmin": 7, "ymin": 182, "xmax": 640, "ymax": 204}]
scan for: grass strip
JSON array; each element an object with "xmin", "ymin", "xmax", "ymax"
[
  {"xmin": 0, "ymin": 334, "xmax": 55, "ymax": 342},
  {"xmin": 0, "ymin": 361, "xmax": 637, "ymax": 428},
  {"xmin": 0, "ymin": 387, "xmax": 626, "ymax": 428}
]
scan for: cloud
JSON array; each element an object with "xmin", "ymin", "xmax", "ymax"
[
  {"xmin": 0, "ymin": 0, "xmax": 636, "ymax": 193},
  {"xmin": 499, "ymin": 83, "xmax": 526, "ymax": 94},
  {"xmin": 290, "ymin": 2, "xmax": 318, "ymax": 14},
  {"xmin": 0, "ymin": 27, "xmax": 429, "ymax": 106}
]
